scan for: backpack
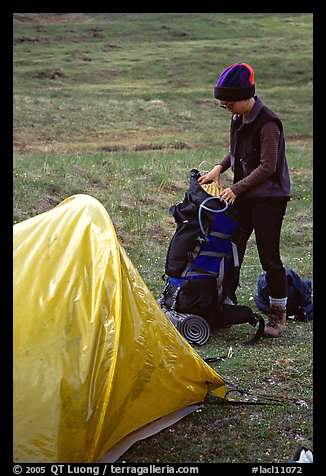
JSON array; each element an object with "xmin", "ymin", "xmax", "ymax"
[
  {"xmin": 159, "ymin": 169, "xmax": 264, "ymax": 344},
  {"xmin": 254, "ymin": 268, "xmax": 313, "ymax": 321},
  {"xmin": 164, "ymin": 169, "xmax": 239, "ymax": 305}
]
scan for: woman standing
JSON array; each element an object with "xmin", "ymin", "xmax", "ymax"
[{"xmin": 198, "ymin": 63, "xmax": 291, "ymax": 337}]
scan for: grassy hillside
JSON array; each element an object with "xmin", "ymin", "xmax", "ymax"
[{"xmin": 13, "ymin": 13, "xmax": 313, "ymax": 464}]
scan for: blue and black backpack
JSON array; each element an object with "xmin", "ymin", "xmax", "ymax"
[
  {"xmin": 160, "ymin": 169, "xmax": 264, "ymax": 343},
  {"xmin": 254, "ymin": 268, "xmax": 313, "ymax": 321}
]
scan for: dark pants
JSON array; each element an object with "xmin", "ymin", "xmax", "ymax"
[{"xmin": 224, "ymin": 199, "xmax": 288, "ymax": 299}]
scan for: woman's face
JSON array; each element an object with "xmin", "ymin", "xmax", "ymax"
[{"xmin": 218, "ymin": 98, "xmax": 254, "ymax": 116}]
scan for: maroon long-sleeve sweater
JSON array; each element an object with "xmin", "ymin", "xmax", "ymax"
[{"xmin": 219, "ymin": 121, "xmax": 280, "ymax": 196}]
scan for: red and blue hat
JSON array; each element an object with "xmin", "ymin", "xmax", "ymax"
[{"xmin": 214, "ymin": 63, "xmax": 255, "ymax": 101}]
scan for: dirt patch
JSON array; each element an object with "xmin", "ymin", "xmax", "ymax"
[
  {"xmin": 34, "ymin": 195, "xmax": 61, "ymax": 215},
  {"xmin": 13, "ymin": 13, "xmax": 90, "ymax": 24},
  {"xmin": 287, "ymin": 135, "xmax": 313, "ymax": 145},
  {"xmin": 97, "ymin": 142, "xmax": 191, "ymax": 153},
  {"xmin": 102, "ymin": 44, "xmax": 122, "ymax": 51},
  {"xmin": 71, "ymin": 165, "xmax": 90, "ymax": 178},
  {"xmin": 13, "ymin": 138, "xmax": 192, "ymax": 155},
  {"xmin": 134, "ymin": 142, "xmax": 191, "ymax": 151},
  {"xmin": 32, "ymin": 69, "xmax": 69, "ymax": 80},
  {"xmin": 134, "ymin": 144, "xmax": 167, "ymax": 152},
  {"xmin": 98, "ymin": 144, "xmax": 127, "ymax": 152},
  {"xmin": 143, "ymin": 223, "xmax": 172, "ymax": 244},
  {"xmin": 14, "ymin": 36, "xmax": 41, "ymax": 44}
]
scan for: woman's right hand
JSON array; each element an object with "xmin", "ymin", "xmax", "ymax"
[{"xmin": 198, "ymin": 164, "xmax": 223, "ymax": 187}]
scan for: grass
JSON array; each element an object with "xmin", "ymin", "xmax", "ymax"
[
  {"xmin": 13, "ymin": 13, "xmax": 313, "ymax": 464},
  {"xmin": 122, "ymin": 324, "xmax": 313, "ymax": 463}
]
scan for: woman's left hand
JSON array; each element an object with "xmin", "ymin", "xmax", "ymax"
[{"xmin": 220, "ymin": 187, "xmax": 236, "ymax": 205}]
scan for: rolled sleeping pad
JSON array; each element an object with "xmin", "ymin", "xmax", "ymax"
[{"xmin": 163, "ymin": 308, "xmax": 210, "ymax": 346}]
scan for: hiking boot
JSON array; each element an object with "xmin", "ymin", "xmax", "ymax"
[{"xmin": 264, "ymin": 304, "xmax": 286, "ymax": 338}]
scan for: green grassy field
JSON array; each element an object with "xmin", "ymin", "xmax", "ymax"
[{"xmin": 13, "ymin": 13, "xmax": 313, "ymax": 464}]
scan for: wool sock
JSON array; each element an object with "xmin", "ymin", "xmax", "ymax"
[{"xmin": 269, "ymin": 296, "xmax": 287, "ymax": 309}]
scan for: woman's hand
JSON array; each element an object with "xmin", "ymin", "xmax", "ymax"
[
  {"xmin": 198, "ymin": 164, "xmax": 222, "ymax": 187},
  {"xmin": 220, "ymin": 187, "xmax": 236, "ymax": 205}
]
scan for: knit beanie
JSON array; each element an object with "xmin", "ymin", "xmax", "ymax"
[{"xmin": 214, "ymin": 63, "xmax": 255, "ymax": 101}]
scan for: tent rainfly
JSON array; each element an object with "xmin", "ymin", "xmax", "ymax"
[{"xmin": 13, "ymin": 194, "xmax": 227, "ymax": 463}]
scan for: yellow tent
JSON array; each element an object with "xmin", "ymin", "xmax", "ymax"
[{"xmin": 13, "ymin": 194, "xmax": 227, "ymax": 463}]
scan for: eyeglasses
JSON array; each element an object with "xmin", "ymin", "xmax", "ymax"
[{"xmin": 219, "ymin": 102, "xmax": 235, "ymax": 110}]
